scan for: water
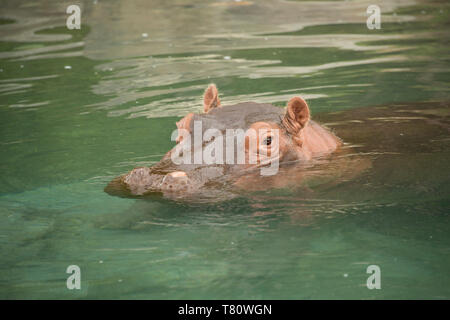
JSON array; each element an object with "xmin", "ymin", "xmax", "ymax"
[{"xmin": 0, "ymin": 0, "xmax": 449, "ymax": 299}]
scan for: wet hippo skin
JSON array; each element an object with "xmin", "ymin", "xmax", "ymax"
[{"xmin": 105, "ymin": 84, "xmax": 342, "ymax": 201}]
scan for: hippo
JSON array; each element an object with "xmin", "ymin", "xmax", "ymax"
[{"xmin": 105, "ymin": 84, "xmax": 343, "ymax": 201}]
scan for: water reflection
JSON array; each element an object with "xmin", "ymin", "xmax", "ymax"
[
  {"xmin": 92, "ymin": 54, "xmax": 405, "ymax": 118},
  {"xmin": 0, "ymin": 0, "xmax": 424, "ymax": 115},
  {"xmin": 83, "ymin": 0, "xmax": 416, "ymax": 59}
]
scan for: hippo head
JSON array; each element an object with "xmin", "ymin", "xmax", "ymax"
[{"xmin": 105, "ymin": 84, "xmax": 341, "ymax": 200}]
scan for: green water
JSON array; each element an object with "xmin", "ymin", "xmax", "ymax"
[{"xmin": 0, "ymin": 0, "xmax": 449, "ymax": 299}]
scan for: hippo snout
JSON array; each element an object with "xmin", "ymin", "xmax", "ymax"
[
  {"xmin": 119, "ymin": 167, "xmax": 193, "ymax": 195},
  {"xmin": 160, "ymin": 171, "xmax": 190, "ymax": 192}
]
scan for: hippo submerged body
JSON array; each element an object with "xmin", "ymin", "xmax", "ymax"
[{"xmin": 105, "ymin": 84, "xmax": 343, "ymax": 201}]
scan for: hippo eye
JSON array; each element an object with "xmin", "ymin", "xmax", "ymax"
[{"xmin": 263, "ymin": 136, "xmax": 272, "ymax": 146}]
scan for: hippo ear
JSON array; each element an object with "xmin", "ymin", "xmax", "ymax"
[
  {"xmin": 282, "ymin": 97, "xmax": 310, "ymax": 135},
  {"xmin": 203, "ymin": 84, "xmax": 221, "ymax": 113}
]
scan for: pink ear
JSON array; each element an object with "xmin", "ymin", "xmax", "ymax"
[
  {"xmin": 282, "ymin": 96, "xmax": 310, "ymax": 135},
  {"xmin": 203, "ymin": 84, "xmax": 221, "ymax": 113}
]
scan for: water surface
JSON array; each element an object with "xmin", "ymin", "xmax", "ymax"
[{"xmin": 0, "ymin": 0, "xmax": 449, "ymax": 299}]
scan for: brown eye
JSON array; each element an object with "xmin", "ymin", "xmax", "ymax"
[{"xmin": 263, "ymin": 136, "xmax": 272, "ymax": 146}]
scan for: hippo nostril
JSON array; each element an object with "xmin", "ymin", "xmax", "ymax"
[
  {"xmin": 168, "ymin": 171, "xmax": 187, "ymax": 178},
  {"xmin": 159, "ymin": 171, "xmax": 190, "ymax": 192}
]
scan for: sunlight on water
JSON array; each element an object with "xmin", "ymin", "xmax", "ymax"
[{"xmin": 0, "ymin": 0, "xmax": 449, "ymax": 299}]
